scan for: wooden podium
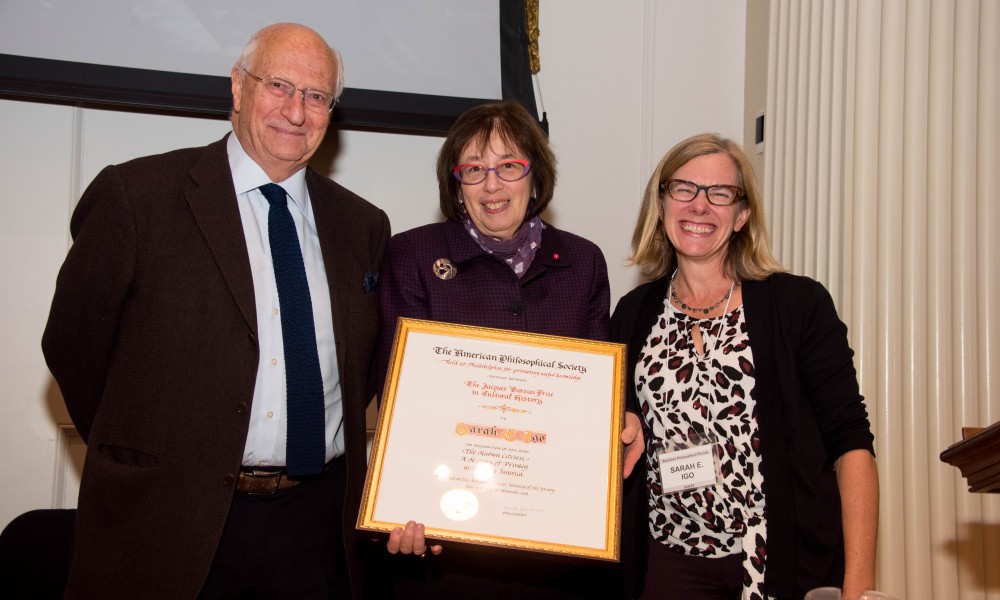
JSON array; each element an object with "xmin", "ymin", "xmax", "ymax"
[{"xmin": 940, "ymin": 422, "xmax": 1000, "ymax": 493}]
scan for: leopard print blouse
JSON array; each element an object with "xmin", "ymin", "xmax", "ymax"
[{"xmin": 637, "ymin": 298, "xmax": 768, "ymax": 600}]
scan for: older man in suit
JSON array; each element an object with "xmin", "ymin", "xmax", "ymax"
[{"xmin": 41, "ymin": 23, "xmax": 388, "ymax": 599}]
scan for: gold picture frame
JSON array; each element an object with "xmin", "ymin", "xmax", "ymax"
[{"xmin": 358, "ymin": 318, "xmax": 626, "ymax": 561}]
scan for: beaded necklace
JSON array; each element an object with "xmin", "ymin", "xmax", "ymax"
[{"xmin": 669, "ymin": 272, "xmax": 738, "ymax": 315}]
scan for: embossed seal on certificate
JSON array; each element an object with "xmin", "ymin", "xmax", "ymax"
[{"xmin": 433, "ymin": 258, "xmax": 457, "ymax": 280}]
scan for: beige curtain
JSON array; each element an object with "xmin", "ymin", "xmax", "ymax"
[{"xmin": 763, "ymin": 1, "xmax": 1000, "ymax": 598}]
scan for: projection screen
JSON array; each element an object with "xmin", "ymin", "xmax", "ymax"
[{"xmin": 0, "ymin": 0, "xmax": 537, "ymax": 133}]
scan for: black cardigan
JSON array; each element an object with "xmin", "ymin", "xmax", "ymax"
[{"xmin": 611, "ymin": 272, "xmax": 874, "ymax": 600}]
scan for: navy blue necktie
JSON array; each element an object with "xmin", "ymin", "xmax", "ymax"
[{"xmin": 260, "ymin": 183, "xmax": 326, "ymax": 476}]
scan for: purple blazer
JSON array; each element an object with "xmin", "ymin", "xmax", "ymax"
[
  {"xmin": 372, "ymin": 218, "xmax": 617, "ymax": 597},
  {"xmin": 376, "ymin": 219, "xmax": 611, "ymax": 386}
]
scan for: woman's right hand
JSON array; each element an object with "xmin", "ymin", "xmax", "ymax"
[{"xmin": 387, "ymin": 520, "xmax": 444, "ymax": 557}]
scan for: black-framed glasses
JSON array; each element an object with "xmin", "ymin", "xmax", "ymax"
[
  {"xmin": 660, "ymin": 178, "xmax": 744, "ymax": 206},
  {"xmin": 452, "ymin": 160, "xmax": 532, "ymax": 185},
  {"xmin": 242, "ymin": 68, "xmax": 336, "ymax": 114}
]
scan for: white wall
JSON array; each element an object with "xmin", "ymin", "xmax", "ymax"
[
  {"xmin": 537, "ymin": 0, "xmax": 746, "ymax": 300},
  {"xmin": 0, "ymin": 0, "xmax": 745, "ymax": 529}
]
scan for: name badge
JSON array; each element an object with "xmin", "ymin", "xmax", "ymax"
[{"xmin": 657, "ymin": 444, "xmax": 718, "ymax": 494}]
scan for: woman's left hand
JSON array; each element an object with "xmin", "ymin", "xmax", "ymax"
[
  {"xmin": 621, "ymin": 412, "xmax": 645, "ymax": 478},
  {"xmin": 835, "ymin": 449, "xmax": 879, "ymax": 599}
]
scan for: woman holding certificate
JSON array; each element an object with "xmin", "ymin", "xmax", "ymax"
[
  {"xmin": 611, "ymin": 134, "xmax": 879, "ymax": 600},
  {"xmin": 370, "ymin": 100, "xmax": 640, "ymax": 598}
]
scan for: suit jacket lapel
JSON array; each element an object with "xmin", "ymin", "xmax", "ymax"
[
  {"xmin": 307, "ymin": 169, "xmax": 348, "ymax": 369},
  {"xmin": 186, "ymin": 136, "xmax": 258, "ymax": 335}
]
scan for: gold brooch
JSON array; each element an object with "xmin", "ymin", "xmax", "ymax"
[{"xmin": 433, "ymin": 258, "xmax": 457, "ymax": 280}]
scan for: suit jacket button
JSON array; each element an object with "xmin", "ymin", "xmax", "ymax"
[
  {"xmin": 236, "ymin": 402, "xmax": 248, "ymax": 414},
  {"xmin": 248, "ymin": 332, "xmax": 256, "ymax": 345},
  {"xmin": 223, "ymin": 474, "xmax": 235, "ymax": 487},
  {"xmin": 508, "ymin": 302, "xmax": 524, "ymax": 316}
]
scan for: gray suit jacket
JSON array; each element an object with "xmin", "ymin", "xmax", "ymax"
[{"xmin": 42, "ymin": 135, "xmax": 389, "ymax": 599}]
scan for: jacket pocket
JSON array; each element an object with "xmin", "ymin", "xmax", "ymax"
[{"xmin": 98, "ymin": 444, "xmax": 162, "ymax": 468}]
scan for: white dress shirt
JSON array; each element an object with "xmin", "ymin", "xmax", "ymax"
[{"xmin": 227, "ymin": 133, "xmax": 344, "ymax": 467}]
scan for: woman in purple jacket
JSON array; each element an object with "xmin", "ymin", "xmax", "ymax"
[
  {"xmin": 368, "ymin": 101, "xmax": 642, "ymax": 598},
  {"xmin": 611, "ymin": 133, "xmax": 878, "ymax": 600}
]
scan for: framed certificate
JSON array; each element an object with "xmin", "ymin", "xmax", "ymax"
[{"xmin": 358, "ymin": 318, "xmax": 626, "ymax": 561}]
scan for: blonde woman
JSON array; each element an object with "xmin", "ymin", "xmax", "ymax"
[{"xmin": 612, "ymin": 134, "xmax": 878, "ymax": 600}]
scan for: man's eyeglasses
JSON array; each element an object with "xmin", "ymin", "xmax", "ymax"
[
  {"xmin": 242, "ymin": 68, "xmax": 336, "ymax": 114},
  {"xmin": 660, "ymin": 179, "xmax": 744, "ymax": 206},
  {"xmin": 452, "ymin": 160, "xmax": 532, "ymax": 185}
]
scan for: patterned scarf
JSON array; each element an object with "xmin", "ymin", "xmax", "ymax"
[{"xmin": 462, "ymin": 215, "xmax": 545, "ymax": 278}]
